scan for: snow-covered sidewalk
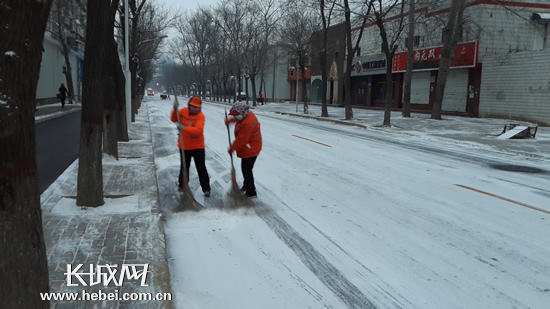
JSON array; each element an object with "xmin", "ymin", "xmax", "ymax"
[{"xmin": 40, "ymin": 110, "xmax": 172, "ymax": 309}]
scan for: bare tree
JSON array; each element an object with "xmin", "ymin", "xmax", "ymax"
[
  {"xmin": 343, "ymin": 0, "xmax": 372, "ymax": 120},
  {"xmin": 214, "ymin": 0, "xmax": 252, "ymax": 102},
  {"xmin": 279, "ymin": 4, "xmax": 320, "ymax": 114},
  {"xmin": 317, "ymin": 0, "xmax": 338, "ymax": 117},
  {"xmin": 51, "ymin": 0, "xmax": 83, "ymax": 104},
  {"xmin": 0, "ymin": 0, "xmax": 53, "ymax": 307},
  {"xmin": 431, "ymin": 0, "xmax": 466, "ymax": 120},
  {"xmin": 242, "ymin": 0, "xmax": 281, "ymax": 106},
  {"xmin": 135, "ymin": 2, "xmax": 173, "ymax": 95},
  {"xmin": 402, "ymin": 0, "xmax": 415, "ymax": 117},
  {"xmin": 128, "ymin": 0, "xmax": 147, "ymax": 122},
  {"xmin": 173, "ymin": 8, "xmax": 217, "ymax": 100},
  {"xmin": 103, "ymin": 1, "xmax": 125, "ymax": 159},
  {"xmin": 77, "ymin": 0, "xmax": 120, "ymax": 206},
  {"xmin": 370, "ymin": 0, "xmax": 407, "ymax": 126}
]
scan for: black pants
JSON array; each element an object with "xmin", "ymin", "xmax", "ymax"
[
  {"xmin": 60, "ymin": 96, "xmax": 66, "ymax": 108},
  {"xmin": 179, "ymin": 148, "xmax": 211, "ymax": 192},
  {"xmin": 241, "ymin": 156, "xmax": 257, "ymax": 196}
]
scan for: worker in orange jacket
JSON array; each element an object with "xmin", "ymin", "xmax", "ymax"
[
  {"xmin": 171, "ymin": 96, "xmax": 211, "ymax": 196},
  {"xmin": 226, "ymin": 102, "xmax": 262, "ymax": 198},
  {"xmin": 258, "ymin": 91, "xmax": 264, "ymax": 105}
]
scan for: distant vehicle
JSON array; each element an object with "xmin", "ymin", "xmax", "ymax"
[
  {"xmin": 160, "ymin": 91, "xmax": 168, "ymax": 100},
  {"xmin": 147, "ymin": 88, "xmax": 154, "ymax": 96},
  {"xmin": 236, "ymin": 92, "xmax": 246, "ymax": 101}
]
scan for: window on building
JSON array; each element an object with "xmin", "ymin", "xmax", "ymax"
[{"xmin": 405, "ymin": 35, "xmax": 423, "ymax": 48}]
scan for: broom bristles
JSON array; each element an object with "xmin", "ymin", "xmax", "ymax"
[
  {"xmin": 174, "ymin": 186, "xmax": 203, "ymax": 212},
  {"xmin": 224, "ymin": 168, "xmax": 254, "ymax": 209}
]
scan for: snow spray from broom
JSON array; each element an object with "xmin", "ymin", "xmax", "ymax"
[{"xmin": 174, "ymin": 96, "xmax": 202, "ymax": 212}]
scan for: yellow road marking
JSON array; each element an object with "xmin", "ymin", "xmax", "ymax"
[
  {"xmin": 292, "ymin": 135, "xmax": 332, "ymax": 147},
  {"xmin": 455, "ymin": 184, "xmax": 550, "ymax": 215}
]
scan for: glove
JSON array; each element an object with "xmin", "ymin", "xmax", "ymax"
[
  {"xmin": 176, "ymin": 123, "xmax": 184, "ymax": 131},
  {"xmin": 225, "ymin": 117, "xmax": 235, "ymax": 126}
]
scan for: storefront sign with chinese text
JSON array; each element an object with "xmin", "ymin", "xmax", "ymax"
[{"xmin": 392, "ymin": 41, "xmax": 478, "ymax": 73}]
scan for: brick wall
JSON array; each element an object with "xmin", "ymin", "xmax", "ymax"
[{"xmin": 479, "ymin": 50, "xmax": 550, "ymax": 125}]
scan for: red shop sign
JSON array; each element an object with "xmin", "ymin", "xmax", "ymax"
[{"xmin": 392, "ymin": 41, "xmax": 478, "ymax": 73}]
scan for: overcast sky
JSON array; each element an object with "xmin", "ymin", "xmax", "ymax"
[{"xmin": 160, "ymin": 0, "xmax": 220, "ymax": 13}]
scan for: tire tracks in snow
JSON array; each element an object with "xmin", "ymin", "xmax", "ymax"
[{"xmin": 256, "ymin": 208, "xmax": 377, "ymax": 309}]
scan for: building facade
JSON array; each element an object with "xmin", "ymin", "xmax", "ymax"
[
  {"xmin": 342, "ymin": 0, "xmax": 550, "ymax": 124},
  {"xmin": 37, "ymin": 2, "xmax": 85, "ymax": 104},
  {"xmin": 309, "ymin": 22, "xmax": 346, "ymax": 106},
  {"xmin": 37, "ymin": 32, "xmax": 82, "ymax": 104},
  {"xmin": 245, "ymin": 44, "xmax": 291, "ymax": 102}
]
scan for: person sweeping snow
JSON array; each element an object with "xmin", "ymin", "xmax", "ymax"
[
  {"xmin": 171, "ymin": 96, "xmax": 211, "ymax": 197},
  {"xmin": 225, "ymin": 102, "xmax": 262, "ymax": 198}
]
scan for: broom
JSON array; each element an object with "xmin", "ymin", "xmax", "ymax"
[
  {"xmin": 224, "ymin": 109, "xmax": 250, "ymax": 208},
  {"xmin": 173, "ymin": 96, "xmax": 203, "ymax": 212}
]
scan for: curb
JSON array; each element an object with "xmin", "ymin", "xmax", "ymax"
[
  {"xmin": 278, "ymin": 112, "xmax": 369, "ymax": 129},
  {"xmin": 143, "ymin": 102, "xmax": 174, "ymax": 308},
  {"xmin": 35, "ymin": 106, "xmax": 81, "ymax": 124}
]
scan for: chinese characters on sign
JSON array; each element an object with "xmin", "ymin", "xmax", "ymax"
[
  {"xmin": 392, "ymin": 41, "xmax": 478, "ymax": 73},
  {"xmin": 352, "ymin": 58, "xmax": 386, "ymax": 75},
  {"xmin": 65, "ymin": 264, "xmax": 150, "ymax": 287}
]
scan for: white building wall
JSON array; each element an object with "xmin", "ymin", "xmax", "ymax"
[
  {"xmin": 479, "ymin": 49, "xmax": 550, "ymax": 125},
  {"xmin": 357, "ymin": 1, "xmax": 550, "ymax": 58},
  {"xmin": 36, "ymin": 33, "xmax": 79, "ymax": 102},
  {"xmin": 476, "ymin": 5, "xmax": 550, "ymax": 62},
  {"xmin": 245, "ymin": 50, "xmax": 290, "ymax": 102}
]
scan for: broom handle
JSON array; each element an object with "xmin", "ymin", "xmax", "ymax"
[
  {"xmin": 174, "ymin": 97, "xmax": 189, "ymax": 186},
  {"xmin": 225, "ymin": 110, "xmax": 234, "ymax": 167}
]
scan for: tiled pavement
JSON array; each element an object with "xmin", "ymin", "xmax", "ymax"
[{"xmin": 40, "ymin": 110, "xmax": 172, "ymax": 308}]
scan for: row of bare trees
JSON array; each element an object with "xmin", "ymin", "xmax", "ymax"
[
  {"xmin": 1, "ymin": 0, "xmax": 173, "ymax": 306},
  {"xmin": 166, "ymin": 0, "xmax": 467, "ymax": 127},
  {"xmin": 334, "ymin": 0, "xmax": 467, "ymax": 126},
  {"xmin": 170, "ymin": 0, "xmax": 313, "ymax": 107}
]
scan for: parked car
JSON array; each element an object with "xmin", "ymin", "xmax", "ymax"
[{"xmin": 236, "ymin": 92, "xmax": 246, "ymax": 101}]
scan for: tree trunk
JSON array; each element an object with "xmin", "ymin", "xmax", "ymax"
[
  {"xmin": 320, "ymin": 53, "xmax": 328, "ymax": 117},
  {"xmin": 432, "ymin": 0, "xmax": 466, "ymax": 120},
  {"xmin": 103, "ymin": 35, "xmax": 122, "ymax": 159},
  {"xmin": 77, "ymin": 0, "xmax": 115, "ymax": 207},
  {"xmin": 343, "ymin": 0, "xmax": 354, "ymax": 120},
  {"xmin": 130, "ymin": 15, "xmax": 140, "ymax": 123},
  {"xmin": 0, "ymin": 1, "xmax": 52, "ymax": 307},
  {"xmin": 250, "ymin": 73, "xmax": 257, "ymax": 107},
  {"xmin": 300, "ymin": 64, "xmax": 308, "ymax": 114},
  {"xmin": 383, "ymin": 58, "xmax": 393, "ymax": 127},
  {"xmin": 402, "ymin": 0, "xmax": 415, "ymax": 118}
]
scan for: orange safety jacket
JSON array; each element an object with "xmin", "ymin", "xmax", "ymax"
[
  {"xmin": 259, "ymin": 92, "xmax": 264, "ymax": 99},
  {"xmin": 171, "ymin": 107, "xmax": 205, "ymax": 150},
  {"xmin": 229, "ymin": 111, "xmax": 262, "ymax": 158}
]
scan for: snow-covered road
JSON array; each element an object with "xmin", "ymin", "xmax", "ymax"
[{"xmin": 148, "ymin": 98, "xmax": 550, "ymax": 308}]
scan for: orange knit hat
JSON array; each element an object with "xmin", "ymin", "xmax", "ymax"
[{"xmin": 188, "ymin": 96, "xmax": 202, "ymax": 107}]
